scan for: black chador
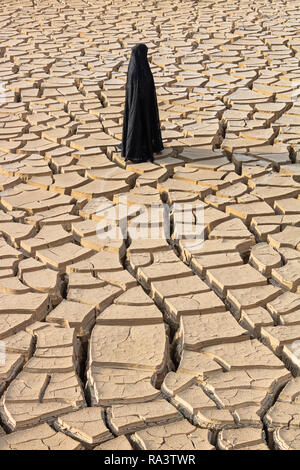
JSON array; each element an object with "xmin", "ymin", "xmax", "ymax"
[{"xmin": 121, "ymin": 43, "xmax": 164, "ymax": 162}]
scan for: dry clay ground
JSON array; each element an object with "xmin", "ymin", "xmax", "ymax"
[{"xmin": 0, "ymin": 0, "xmax": 299, "ymax": 451}]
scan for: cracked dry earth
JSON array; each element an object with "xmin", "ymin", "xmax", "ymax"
[{"xmin": 0, "ymin": 0, "xmax": 300, "ymax": 453}]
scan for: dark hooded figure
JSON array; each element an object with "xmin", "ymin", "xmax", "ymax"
[{"xmin": 121, "ymin": 43, "xmax": 164, "ymax": 162}]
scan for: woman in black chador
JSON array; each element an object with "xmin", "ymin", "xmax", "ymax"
[{"xmin": 121, "ymin": 43, "xmax": 164, "ymax": 162}]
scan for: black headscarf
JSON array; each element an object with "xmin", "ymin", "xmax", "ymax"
[{"xmin": 121, "ymin": 43, "xmax": 164, "ymax": 162}]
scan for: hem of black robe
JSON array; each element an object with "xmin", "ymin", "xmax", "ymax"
[
  {"xmin": 125, "ymin": 156, "xmax": 154, "ymax": 163},
  {"xmin": 122, "ymin": 144, "xmax": 163, "ymax": 162}
]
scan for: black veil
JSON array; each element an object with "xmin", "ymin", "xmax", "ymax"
[{"xmin": 121, "ymin": 43, "xmax": 164, "ymax": 162}]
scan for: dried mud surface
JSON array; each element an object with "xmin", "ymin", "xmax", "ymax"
[{"xmin": 0, "ymin": 0, "xmax": 300, "ymax": 451}]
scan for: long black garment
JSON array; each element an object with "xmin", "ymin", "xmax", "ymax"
[{"xmin": 121, "ymin": 43, "xmax": 164, "ymax": 162}]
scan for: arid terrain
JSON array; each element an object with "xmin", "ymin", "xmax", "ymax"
[{"xmin": 0, "ymin": 0, "xmax": 299, "ymax": 451}]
